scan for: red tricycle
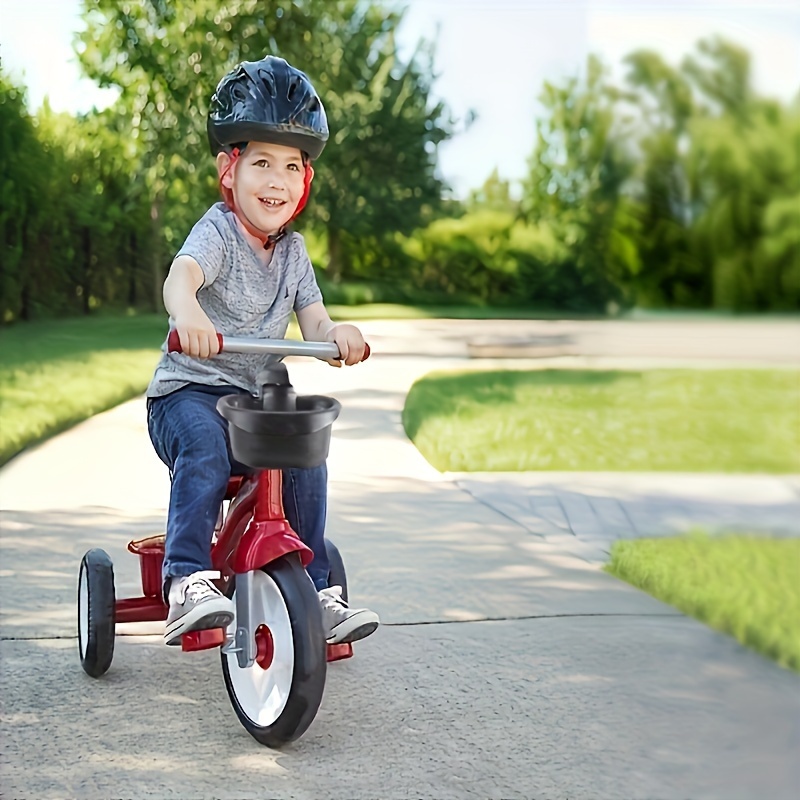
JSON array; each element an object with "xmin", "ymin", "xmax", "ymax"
[{"xmin": 77, "ymin": 334, "xmax": 368, "ymax": 747}]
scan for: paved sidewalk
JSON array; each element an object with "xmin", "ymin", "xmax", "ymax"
[
  {"xmin": 454, "ymin": 472, "xmax": 800, "ymax": 562},
  {"xmin": 2, "ymin": 321, "xmax": 799, "ymax": 800}
]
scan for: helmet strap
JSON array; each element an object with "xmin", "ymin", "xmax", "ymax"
[{"xmin": 218, "ymin": 148, "xmax": 314, "ymax": 251}]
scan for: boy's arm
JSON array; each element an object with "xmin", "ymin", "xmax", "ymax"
[
  {"xmin": 295, "ymin": 301, "xmax": 366, "ymax": 366},
  {"xmin": 163, "ymin": 255, "xmax": 220, "ymax": 358}
]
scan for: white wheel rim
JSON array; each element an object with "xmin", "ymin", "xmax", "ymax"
[
  {"xmin": 78, "ymin": 562, "xmax": 89, "ymax": 658},
  {"xmin": 225, "ymin": 571, "xmax": 294, "ymax": 727}
]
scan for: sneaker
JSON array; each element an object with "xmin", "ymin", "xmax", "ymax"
[
  {"xmin": 318, "ymin": 585, "xmax": 379, "ymax": 644},
  {"xmin": 164, "ymin": 571, "xmax": 234, "ymax": 646}
]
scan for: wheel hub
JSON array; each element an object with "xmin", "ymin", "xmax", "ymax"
[{"xmin": 254, "ymin": 624, "xmax": 274, "ymax": 670}]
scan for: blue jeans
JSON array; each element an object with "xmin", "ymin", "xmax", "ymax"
[{"xmin": 147, "ymin": 384, "xmax": 330, "ymax": 594}]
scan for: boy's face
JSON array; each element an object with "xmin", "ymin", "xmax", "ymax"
[{"xmin": 217, "ymin": 142, "xmax": 305, "ymax": 235}]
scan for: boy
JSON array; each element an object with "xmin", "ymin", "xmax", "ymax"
[{"xmin": 146, "ymin": 55, "xmax": 379, "ymax": 647}]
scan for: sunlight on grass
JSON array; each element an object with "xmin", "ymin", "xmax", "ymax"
[
  {"xmin": 2, "ymin": 349, "xmax": 161, "ymax": 463},
  {"xmin": 606, "ymin": 534, "xmax": 800, "ymax": 672},
  {"xmin": 0, "ymin": 314, "xmax": 304, "ymax": 464},
  {"xmin": 403, "ymin": 369, "xmax": 800, "ymax": 473},
  {"xmin": 0, "ymin": 316, "xmax": 167, "ymax": 464}
]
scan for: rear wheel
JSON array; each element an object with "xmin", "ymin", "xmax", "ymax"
[
  {"xmin": 325, "ymin": 539, "xmax": 348, "ymax": 602},
  {"xmin": 78, "ymin": 549, "xmax": 115, "ymax": 677},
  {"xmin": 221, "ymin": 554, "xmax": 327, "ymax": 747}
]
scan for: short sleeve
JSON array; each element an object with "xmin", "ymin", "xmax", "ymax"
[
  {"xmin": 176, "ymin": 217, "xmax": 227, "ymax": 287},
  {"xmin": 292, "ymin": 235, "xmax": 324, "ymax": 312}
]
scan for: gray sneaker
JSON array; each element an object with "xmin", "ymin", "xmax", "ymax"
[
  {"xmin": 319, "ymin": 586, "xmax": 379, "ymax": 644},
  {"xmin": 164, "ymin": 571, "xmax": 234, "ymax": 646}
]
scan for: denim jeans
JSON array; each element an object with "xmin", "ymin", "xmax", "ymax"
[{"xmin": 147, "ymin": 384, "xmax": 330, "ymax": 594}]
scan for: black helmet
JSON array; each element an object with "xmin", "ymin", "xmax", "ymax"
[{"xmin": 208, "ymin": 56, "xmax": 328, "ymax": 159}]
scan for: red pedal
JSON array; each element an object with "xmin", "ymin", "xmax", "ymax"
[
  {"xmin": 326, "ymin": 642, "xmax": 353, "ymax": 662},
  {"xmin": 181, "ymin": 628, "xmax": 226, "ymax": 651}
]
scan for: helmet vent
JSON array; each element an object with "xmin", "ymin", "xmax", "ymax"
[
  {"xmin": 257, "ymin": 68, "xmax": 277, "ymax": 97},
  {"xmin": 287, "ymin": 77, "xmax": 301, "ymax": 101}
]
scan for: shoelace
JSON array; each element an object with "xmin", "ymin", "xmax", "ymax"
[
  {"xmin": 177, "ymin": 571, "xmax": 222, "ymax": 604},
  {"xmin": 318, "ymin": 585, "xmax": 348, "ymax": 610}
]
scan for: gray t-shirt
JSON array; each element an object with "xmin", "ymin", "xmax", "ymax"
[{"xmin": 147, "ymin": 202, "xmax": 323, "ymax": 398}]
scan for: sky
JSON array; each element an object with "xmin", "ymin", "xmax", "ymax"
[{"xmin": 1, "ymin": 0, "xmax": 798, "ymax": 197}]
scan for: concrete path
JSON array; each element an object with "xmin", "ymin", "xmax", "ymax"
[
  {"xmin": 455, "ymin": 472, "xmax": 800, "ymax": 563},
  {"xmin": 1, "ymin": 319, "xmax": 799, "ymax": 800}
]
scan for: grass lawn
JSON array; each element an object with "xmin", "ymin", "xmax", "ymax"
[
  {"xmin": 0, "ymin": 315, "xmax": 167, "ymax": 465},
  {"xmin": 0, "ymin": 304, "xmax": 489, "ymax": 464},
  {"xmin": 606, "ymin": 534, "xmax": 800, "ymax": 672},
  {"xmin": 403, "ymin": 368, "xmax": 800, "ymax": 473}
]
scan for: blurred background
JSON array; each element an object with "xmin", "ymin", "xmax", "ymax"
[{"xmin": 1, "ymin": 0, "xmax": 798, "ymax": 320}]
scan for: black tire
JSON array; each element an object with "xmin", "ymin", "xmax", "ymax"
[
  {"xmin": 221, "ymin": 553, "xmax": 327, "ymax": 747},
  {"xmin": 78, "ymin": 549, "xmax": 116, "ymax": 678},
  {"xmin": 325, "ymin": 539, "xmax": 348, "ymax": 603}
]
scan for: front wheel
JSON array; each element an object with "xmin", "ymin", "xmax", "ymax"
[
  {"xmin": 221, "ymin": 554, "xmax": 327, "ymax": 747},
  {"xmin": 78, "ymin": 549, "xmax": 116, "ymax": 677}
]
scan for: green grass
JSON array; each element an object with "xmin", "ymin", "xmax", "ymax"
[
  {"xmin": 0, "ymin": 315, "xmax": 169, "ymax": 465},
  {"xmin": 403, "ymin": 368, "xmax": 800, "ymax": 473},
  {"xmin": 606, "ymin": 534, "xmax": 800, "ymax": 671}
]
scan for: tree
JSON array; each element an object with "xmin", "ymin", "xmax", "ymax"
[
  {"xmin": 0, "ymin": 74, "xmax": 43, "ymax": 320},
  {"xmin": 623, "ymin": 49, "xmax": 701, "ymax": 306},
  {"xmin": 467, "ymin": 169, "xmax": 518, "ymax": 214},
  {"xmin": 521, "ymin": 55, "xmax": 640, "ymax": 311},
  {"xmin": 681, "ymin": 38, "xmax": 800, "ymax": 310},
  {"xmin": 77, "ymin": 0, "xmax": 452, "ymax": 285}
]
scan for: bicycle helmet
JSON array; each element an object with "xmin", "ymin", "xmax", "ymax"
[{"xmin": 208, "ymin": 56, "xmax": 328, "ymax": 159}]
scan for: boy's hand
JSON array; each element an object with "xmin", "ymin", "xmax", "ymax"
[
  {"xmin": 325, "ymin": 323, "xmax": 366, "ymax": 367},
  {"xmin": 173, "ymin": 309, "xmax": 220, "ymax": 358}
]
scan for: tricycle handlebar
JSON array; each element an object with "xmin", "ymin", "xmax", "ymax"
[{"xmin": 167, "ymin": 330, "xmax": 370, "ymax": 362}]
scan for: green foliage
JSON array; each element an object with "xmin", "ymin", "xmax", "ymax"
[
  {"xmin": 688, "ymin": 102, "xmax": 800, "ymax": 310},
  {"xmin": 0, "ymin": 75, "xmax": 42, "ymax": 321},
  {"xmin": 402, "ymin": 368, "xmax": 800, "ymax": 473},
  {"xmin": 623, "ymin": 37, "xmax": 800, "ymax": 311},
  {"xmin": 520, "ymin": 55, "xmax": 641, "ymax": 312},
  {"xmin": 0, "ymin": 70, "xmax": 155, "ymax": 322},
  {"xmin": 0, "ymin": 314, "xmax": 165, "ymax": 463},
  {"xmin": 4, "ymin": 23, "xmax": 799, "ymax": 318},
  {"xmin": 606, "ymin": 533, "xmax": 800, "ymax": 672}
]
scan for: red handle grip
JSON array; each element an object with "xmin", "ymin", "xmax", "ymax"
[{"xmin": 167, "ymin": 329, "xmax": 224, "ymax": 354}]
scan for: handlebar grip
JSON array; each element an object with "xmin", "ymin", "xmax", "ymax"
[
  {"xmin": 362, "ymin": 342, "xmax": 371, "ymax": 362},
  {"xmin": 167, "ymin": 329, "xmax": 224, "ymax": 354}
]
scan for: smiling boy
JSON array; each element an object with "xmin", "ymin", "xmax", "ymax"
[{"xmin": 146, "ymin": 56, "xmax": 380, "ymax": 647}]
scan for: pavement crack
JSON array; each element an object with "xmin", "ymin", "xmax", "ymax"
[
  {"xmin": 1, "ymin": 612, "xmax": 685, "ymax": 642},
  {"xmin": 384, "ymin": 612, "xmax": 683, "ymax": 628}
]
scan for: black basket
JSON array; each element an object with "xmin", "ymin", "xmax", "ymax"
[{"xmin": 217, "ymin": 393, "xmax": 341, "ymax": 469}]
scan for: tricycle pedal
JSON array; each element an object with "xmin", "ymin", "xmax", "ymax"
[
  {"xmin": 181, "ymin": 628, "xmax": 226, "ymax": 651},
  {"xmin": 326, "ymin": 642, "xmax": 353, "ymax": 662}
]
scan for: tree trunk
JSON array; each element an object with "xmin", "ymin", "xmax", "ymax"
[
  {"xmin": 150, "ymin": 199, "xmax": 164, "ymax": 312},
  {"xmin": 327, "ymin": 225, "xmax": 342, "ymax": 283},
  {"xmin": 82, "ymin": 226, "xmax": 92, "ymax": 315},
  {"xmin": 128, "ymin": 229, "xmax": 138, "ymax": 307},
  {"xmin": 19, "ymin": 218, "xmax": 30, "ymax": 321}
]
